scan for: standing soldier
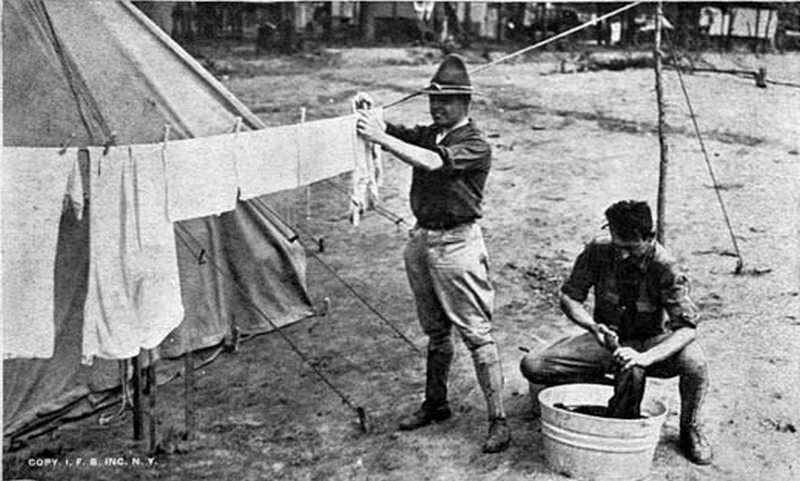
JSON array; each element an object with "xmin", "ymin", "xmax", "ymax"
[{"xmin": 355, "ymin": 54, "xmax": 510, "ymax": 453}]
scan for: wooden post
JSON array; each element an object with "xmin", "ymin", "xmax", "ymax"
[
  {"xmin": 184, "ymin": 350, "xmax": 195, "ymax": 439},
  {"xmin": 301, "ymin": 107, "xmax": 311, "ymax": 220},
  {"xmin": 132, "ymin": 351, "xmax": 144, "ymax": 441},
  {"xmin": 147, "ymin": 350, "xmax": 158, "ymax": 452},
  {"xmin": 654, "ymin": 2, "xmax": 668, "ymax": 244}
]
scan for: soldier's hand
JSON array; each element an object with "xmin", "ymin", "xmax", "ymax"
[
  {"xmin": 356, "ymin": 110, "xmax": 386, "ymax": 143},
  {"xmin": 594, "ymin": 323, "xmax": 619, "ymax": 350},
  {"xmin": 613, "ymin": 347, "xmax": 651, "ymax": 370},
  {"xmin": 352, "ymin": 92, "xmax": 375, "ymax": 110}
]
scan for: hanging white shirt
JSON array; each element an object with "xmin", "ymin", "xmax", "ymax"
[{"xmin": 2, "ymin": 147, "xmax": 81, "ymax": 359}]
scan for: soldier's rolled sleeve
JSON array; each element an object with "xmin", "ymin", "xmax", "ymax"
[
  {"xmin": 385, "ymin": 123, "xmax": 428, "ymax": 147},
  {"xmin": 436, "ymin": 138, "xmax": 491, "ymax": 172},
  {"xmin": 659, "ymin": 268, "xmax": 699, "ymax": 330},
  {"xmin": 560, "ymin": 247, "xmax": 595, "ymax": 303}
]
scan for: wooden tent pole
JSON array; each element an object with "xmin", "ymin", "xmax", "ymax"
[
  {"xmin": 654, "ymin": 2, "xmax": 668, "ymax": 244},
  {"xmin": 132, "ymin": 351, "xmax": 144, "ymax": 441},
  {"xmin": 301, "ymin": 107, "xmax": 311, "ymax": 221},
  {"xmin": 184, "ymin": 350, "xmax": 195, "ymax": 439}
]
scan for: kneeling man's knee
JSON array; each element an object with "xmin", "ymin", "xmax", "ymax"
[
  {"xmin": 520, "ymin": 354, "xmax": 547, "ymax": 383},
  {"xmin": 676, "ymin": 341, "xmax": 708, "ymax": 377}
]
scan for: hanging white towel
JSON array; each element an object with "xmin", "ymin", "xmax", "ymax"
[
  {"xmin": 83, "ymin": 145, "xmax": 184, "ymax": 363},
  {"xmin": 2, "ymin": 147, "xmax": 78, "ymax": 359},
  {"xmin": 164, "ymin": 134, "xmax": 239, "ymax": 222},
  {"xmin": 234, "ymin": 124, "xmax": 300, "ymax": 200},
  {"xmin": 297, "ymin": 115, "xmax": 361, "ymax": 186}
]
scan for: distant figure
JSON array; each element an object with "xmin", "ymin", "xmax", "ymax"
[
  {"xmin": 355, "ymin": 55, "xmax": 511, "ymax": 453},
  {"xmin": 520, "ymin": 200, "xmax": 713, "ymax": 465}
]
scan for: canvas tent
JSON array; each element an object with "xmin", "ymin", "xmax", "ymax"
[{"xmin": 2, "ymin": 0, "xmax": 313, "ymax": 440}]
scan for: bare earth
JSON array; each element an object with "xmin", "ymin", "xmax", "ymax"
[{"xmin": 5, "ymin": 48, "xmax": 799, "ymax": 481}]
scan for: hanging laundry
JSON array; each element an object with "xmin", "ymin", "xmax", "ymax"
[
  {"xmin": 297, "ymin": 115, "xmax": 362, "ymax": 186},
  {"xmin": 234, "ymin": 123, "xmax": 300, "ymax": 200},
  {"xmin": 350, "ymin": 107, "xmax": 383, "ymax": 226},
  {"xmin": 163, "ymin": 134, "xmax": 239, "ymax": 222},
  {"xmin": 83, "ymin": 145, "xmax": 184, "ymax": 363},
  {"xmin": 64, "ymin": 151, "xmax": 86, "ymax": 220},
  {"xmin": 2, "ymin": 147, "xmax": 80, "ymax": 359}
]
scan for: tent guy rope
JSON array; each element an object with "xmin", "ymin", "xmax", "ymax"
[
  {"xmin": 174, "ymin": 222, "xmax": 371, "ymax": 432},
  {"xmin": 250, "ymin": 196, "xmax": 422, "ymax": 356},
  {"xmin": 663, "ymin": 26, "xmax": 744, "ymax": 274}
]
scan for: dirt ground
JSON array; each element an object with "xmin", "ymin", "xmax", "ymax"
[{"xmin": 5, "ymin": 46, "xmax": 799, "ymax": 481}]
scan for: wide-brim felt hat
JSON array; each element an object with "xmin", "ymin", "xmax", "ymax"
[{"xmin": 420, "ymin": 54, "xmax": 477, "ymax": 95}]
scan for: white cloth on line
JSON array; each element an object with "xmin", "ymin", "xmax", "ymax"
[
  {"xmin": 65, "ymin": 150, "xmax": 85, "ymax": 220},
  {"xmin": 234, "ymin": 123, "xmax": 300, "ymax": 200},
  {"xmin": 351, "ymin": 108, "xmax": 383, "ymax": 226},
  {"xmin": 83, "ymin": 145, "xmax": 184, "ymax": 363},
  {"xmin": 164, "ymin": 134, "xmax": 239, "ymax": 222},
  {"xmin": 297, "ymin": 115, "xmax": 362, "ymax": 186},
  {"xmin": 2, "ymin": 147, "xmax": 79, "ymax": 359}
]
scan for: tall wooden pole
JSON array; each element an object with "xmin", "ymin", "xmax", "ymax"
[{"xmin": 654, "ymin": 2, "xmax": 668, "ymax": 244}]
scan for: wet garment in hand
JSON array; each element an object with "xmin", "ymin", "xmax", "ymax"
[
  {"xmin": 351, "ymin": 108, "xmax": 383, "ymax": 226},
  {"xmin": 83, "ymin": 146, "xmax": 184, "ymax": 363},
  {"xmin": 2, "ymin": 147, "xmax": 80, "ymax": 359},
  {"xmin": 606, "ymin": 366, "xmax": 647, "ymax": 418}
]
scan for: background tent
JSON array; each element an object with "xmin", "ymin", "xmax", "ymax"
[{"xmin": 2, "ymin": 0, "xmax": 313, "ymax": 440}]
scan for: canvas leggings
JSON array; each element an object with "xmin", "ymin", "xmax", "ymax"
[
  {"xmin": 404, "ymin": 223, "xmax": 505, "ymax": 419},
  {"xmin": 520, "ymin": 332, "xmax": 709, "ymax": 429}
]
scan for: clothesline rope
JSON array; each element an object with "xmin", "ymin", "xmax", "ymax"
[
  {"xmin": 385, "ymin": 1, "xmax": 643, "ymax": 109},
  {"xmin": 662, "ymin": 25, "xmax": 744, "ymax": 273},
  {"xmin": 250, "ymin": 196, "xmax": 422, "ymax": 356},
  {"xmin": 173, "ymin": 223, "xmax": 367, "ymax": 427}
]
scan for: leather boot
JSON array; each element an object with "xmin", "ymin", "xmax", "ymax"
[
  {"xmin": 473, "ymin": 344, "xmax": 510, "ymax": 452},
  {"xmin": 678, "ymin": 360, "xmax": 713, "ymax": 465},
  {"xmin": 483, "ymin": 417, "xmax": 511, "ymax": 453},
  {"xmin": 398, "ymin": 404, "xmax": 452, "ymax": 431},
  {"xmin": 399, "ymin": 338, "xmax": 454, "ymax": 431},
  {"xmin": 680, "ymin": 425, "xmax": 713, "ymax": 465}
]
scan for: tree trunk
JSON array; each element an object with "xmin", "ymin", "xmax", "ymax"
[{"xmin": 358, "ymin": 2, "xmax": 376, "ymax": 43}]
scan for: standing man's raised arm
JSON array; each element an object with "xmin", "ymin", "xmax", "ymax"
[{"xmin": 356, "ymin": 110, "xmax": 443, "ymax": 171}]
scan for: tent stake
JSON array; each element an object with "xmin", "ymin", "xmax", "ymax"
[
  {"xmin": 132, "ymin": 351, "xmax": 144, "ymax": 441},
  {"xmin": 184, "ymin": 350, "xmax": 195, "ymax": 439},
  {"xmin": 654, "ymin": 2, "xmax": 669, "ymax": 245},
  {"xmin": 147, "ymin": 350, "xmax": 158, "ymax": 453}
]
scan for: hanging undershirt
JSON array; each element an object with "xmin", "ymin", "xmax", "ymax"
[
  {"xmin": 2, "ymin": 147, "xmax": 81, "ymax": 359},
  {"xmin": 83, "ymin": 145, "xmax": 184, "ymax": 363},
  {"xmin": 164, "ymin": 134, "xmax": 239, "ymax": 222}
]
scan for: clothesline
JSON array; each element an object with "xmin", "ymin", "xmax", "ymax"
[
  {"xmin": 2, "ymin": 110, "xmax": 381, "ymax": 362},
  {"xmin": 384, "ymin": 1, "xmax": 643, "ymax": 109}
]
